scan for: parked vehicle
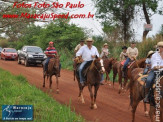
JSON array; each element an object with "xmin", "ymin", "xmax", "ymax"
[
  {"xmin": 0, "ymin": 47, "xmax": 2, "ymax": 55},
  {"xmin": 17, "ymin": 46, "xmax": 47, "ymax": 67},
  {"xmin": 0, "ymin": 48, "xmax": 18, "ymax": 60}
]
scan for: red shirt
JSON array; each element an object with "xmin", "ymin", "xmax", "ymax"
[{"xmin": 45, "ymin": 47, "xmax": 57, "ymax": 58}]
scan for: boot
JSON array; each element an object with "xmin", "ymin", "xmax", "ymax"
[{"xmin": 144, "ymin": 88, "xmax": 150, "ymax": 103}]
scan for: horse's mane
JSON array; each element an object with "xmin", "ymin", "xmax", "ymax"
[{"xmin": 89, "ymin": 60, "xmax": 95, "ymax": 70}]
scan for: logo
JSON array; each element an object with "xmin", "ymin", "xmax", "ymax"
[{"xmin": 2, "ymin": 105, "xmax": 33, "ymax": 121}]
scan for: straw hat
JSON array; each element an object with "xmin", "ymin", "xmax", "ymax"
[
  {"xmin": 103, "ymin": 43, "xmax": 108, "ymax": 47},
  {"xmin": 157, "ymin": 42, "xmax": 163, "ymax": 47},
  {"xmin": 147, "ymin": 50, "xmax": 154, "ymax": 58},
  {"xmin": 85, "ymin": 38, "xmax": 94, "ymax": 42}
]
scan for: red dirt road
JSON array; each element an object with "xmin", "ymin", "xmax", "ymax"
[{"xmin": 0, "ymin": 60, "xmax": 151, "ymax": 122}]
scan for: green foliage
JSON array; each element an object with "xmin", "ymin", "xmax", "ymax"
[
  {"xmin": 0, "ymin": 37, "xmax": 8, "ymax": 48},
  {"xmin": 0, "ymin": 68, "xmax": 85, "ymax": 122}
]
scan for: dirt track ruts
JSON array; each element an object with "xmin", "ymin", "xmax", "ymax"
[{"xmin": 0, "ymin": 60, "xmax": 150, "ymax": 122}]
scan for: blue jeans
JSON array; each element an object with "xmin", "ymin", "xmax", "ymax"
[
  {"xmin": 100, "ymin": 74, "xmax": 104, "ymax": 82},
  {"xmin": 146, "ymin": 70, "xmax": 155, "ymax": 88},
  {"xmin": 79, "ymin": 61, "xmax": 88, "ymax": 83},
  {"xmin": 143, "ymin": 67, "xmax": 149, "ymax": 75},
  {"xmin": 123, "ymin": 58, "xmax": 130, "ymax": 70},
  {"xmin": 45, "ymin": 57, "xmax": 61, "ymax": 71}
]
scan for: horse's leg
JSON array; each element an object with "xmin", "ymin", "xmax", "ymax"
[
  {"xmin": 131, "ymin": 101, "xmax": 139, "ymax": 122},
  {"xmin": 123, "ymin": 77, "xmax": 128, "ymax": 89},
  {"xmin": 43, "ymin": 73, "xmax": 46, "ymax": 87},
  {"xmin": 118, "ymin": 71, "xmax": 122, "ymax": 94},
  {"xmin": 93, "ymin": 84, "xmax": 100, "ymax": 109},
  {"xmin": 144, "ymin": 103, "xmax": 149, "ymax": 117},
  {"xmin": 113, "ymin": 69, "xmax": 117, "ymax": 88},
  {"xmin": 49, "ymin": 76, "xmax": 52, "ymax": 89},
  {"xmin": 105, "ymin": 72, "xmax": 108, "ymax": 83},
  {"xmin": 149, "ymin": 105, "xmax": 156, "ymax": 122},
  {"xmin": 88, "ymin": 84, "xmax": 94, "ymax": 109},
  {"xmin": 56, "ymin": 76, "xmax": 59, "ymax": 94},
  {"xmin": 78, "ymin": 83, "xmax": 85, "ymax": 104}
]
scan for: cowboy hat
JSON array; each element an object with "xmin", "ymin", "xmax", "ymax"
[
  {"xmin": 122, "ymin": 46, "xmax": 127, "ymax": 49},
  {"xmin": 103, "ymin": 43, "xmax": 108, "ymax": 46},
  {"xmin": 147, "ymin": 50, "xmax": 154, "ymax": 58},
  {"xmin": 80, "ymin": 40, "xmax": 84, "ymax": 42},
  {"xmin": 85, "ymin": 38, "xmax": 94, "ymax": 42},
  {"xmin": 157, "ymin": 42, "xmax": 163, "ymax": 47}
]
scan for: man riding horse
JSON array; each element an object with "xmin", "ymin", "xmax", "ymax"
[
  {"xmin": 44, "ymin": 41, "xmax": 61, "ymax": 77},
  {"xmin": 122, "ymin": 41, "xmax": 138, "ymax": 77},
  {"xmin": 144, "ymin": 41, "xmax": 163, "ymax": 103},
  {"xmin": 76, "ymin": 38, "xmax": 104, "ymax": 86}
]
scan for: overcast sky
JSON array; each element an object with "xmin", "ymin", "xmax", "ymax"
[{"xmin": 50, "ymin": 0, "xmax": 163, "ymax": 41}]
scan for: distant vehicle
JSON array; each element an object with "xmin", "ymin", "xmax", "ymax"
[
  {"xmin": 17, "ymin": 46, "xmax": 47, "ymax": 67},
  {"xmin": 0, "ymin": 48, "xmax": 18, "ymax": 60},
  {"xmin": 0, "ymin": 47, "xmax": 2, "ymax": 54}
]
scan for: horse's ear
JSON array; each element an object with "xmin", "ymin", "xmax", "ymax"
[{"xmin": 95, "ymin": 55, "xmax": 98, "ymax": 59}]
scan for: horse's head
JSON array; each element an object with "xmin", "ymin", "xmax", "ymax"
[
  {"xmin": 51, "ymin": 55, "xmax": 60, "ymax": 72},
  {"xmin": 93, "ymin": 55, "xmax": 105, "ymax": 74},
  {"xmin": 108, "ymin": 57, "xmax": 117, "ymax": 69}
]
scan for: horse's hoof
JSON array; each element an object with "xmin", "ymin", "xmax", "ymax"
[
  {"xmin": 82, "ymin": 100, "xmax": 85, "ymax": 104},
  {"xmin": 145, "ymin": 111, "xmax": 149, "ymax": 117},
  {"xmin": 93, "ymin": 104, "xmax": 97, "ymax": 109},
  {"xmin": 56, "ymin": 89, "xmax": 59, "ymax": 94},
  {"xmin": 90, "ymin": 105, "xmax": 94, "ymax": 109}
]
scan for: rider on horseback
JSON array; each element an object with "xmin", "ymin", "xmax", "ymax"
[
  {"xmin": 74, "ymin": 40, "xmax": 85, "ymax": 53},
  {"xmin": 76, "ymin": 38, "xmax": 104, "ymax": 86},
  {"xmin": 122, "ymin": 41, "xmax": 138, "ymax": 77},
  {"xmin": 120, "ymin": 46, "xmax": 128, "ymax": 61},
  {"xmin": 144, "ymin": 42, "xmax": 163, "ymax": 103},
  {"xmin": 44, "ymin": 41, "xmax": 61, "ymax": 77},
  {"xmin": 100, "ymin": 43, "xmax": 110, "ymax": 58}
]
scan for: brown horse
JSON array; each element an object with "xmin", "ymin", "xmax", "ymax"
[
  {"xmin": 112, "ymin": 61, "xmax": 120, "ymax": 88},
  {"xmin": 118, "ymin": 58, "xmax": 146, "ymax": 94},
  {"xmin": 127, "ymin": 68, "xmax": 163, "ymax": 122},
  {"xmin": 103, "ymin": 57, "xmax": 117, "ymax": 84},
  {"xmin": 75, "ymin": 56, "xmax": 105, "ymax": 109},
  {"xmin": 43, "ymin": 56, "xmax": 60, "ymax": 93}
]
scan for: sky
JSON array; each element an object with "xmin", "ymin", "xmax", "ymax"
[{"xmin": 50, "ymin": 0, "xmax": 163, "ymax": 41}]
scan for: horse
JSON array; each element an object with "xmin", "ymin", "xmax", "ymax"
[
  {"xmin": 127, "ymin": 68, "xmax": 163, "ymax": 122},
  {"xmin": 112, "ymin": 61, "xmax": 120, "ymax": 88},
  {"xmin": 42, "ymin": 56, "xmax": 60, "ymax": 93},
  {"xmin": 118, "ymin": 58, "xmax": 146, "ymax": 94},
  {"xmin": 75, "ymin": 56, "xmax": 105, "ymax": 109},
  {"xmin": 103, "ymin": 57, "xmax": 117, "ymax": 84}
]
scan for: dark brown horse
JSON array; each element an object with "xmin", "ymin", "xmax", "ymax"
[
  {"xmin": 127, "ymin": 68, "xmax": 163, "ymax": 122},
  {"xmin": 112, "ymin": 61, "xmax": 120, "ymax": 88},
  {"xmin": 43, "ymin": 56, "xmax": 60, "ymax": 93},
  {"xmin": 103, "ymin": 57, "xmax": 117, "ymax": 84},
  {"xmin": 118, "ymin": 58, "xmax": 146, "ymax": 94},
  {"xmin": 75, "ymin": 56, "xmax": 105, "ymax": 109}
]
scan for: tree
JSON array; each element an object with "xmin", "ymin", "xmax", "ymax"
[{"xmin": 93, "ymin": 0, "xmax": 135, "ymax": 44}]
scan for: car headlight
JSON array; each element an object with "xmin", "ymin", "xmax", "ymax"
[
  {"xmin": 28, "ymin": 54, "xmax": 33, "ymax": 58},
  {"xmin": 44, "ymin": 55, "xmax": 47, "ymax": 59}
]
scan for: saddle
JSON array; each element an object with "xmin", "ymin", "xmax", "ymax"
[{"xmin": 121, "ymin": 60, "xmax": 135, "ymax": 68}]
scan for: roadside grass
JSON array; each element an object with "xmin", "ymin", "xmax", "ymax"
[{"xmin": 0, "ymin": 68, "xmax": 85, "ymax": 122}]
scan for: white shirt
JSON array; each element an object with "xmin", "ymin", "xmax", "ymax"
[
  {"xmin": 151, "ymin": 51, "xmax": 163, "ymax": 70},
  {"xmin": 76, "ymin": 45, "xmax": 99, "ymax": 61}
]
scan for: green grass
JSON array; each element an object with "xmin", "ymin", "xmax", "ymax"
[{"xmin": 0, "ymin": 68, "xmax": 85, "ymax": 122}]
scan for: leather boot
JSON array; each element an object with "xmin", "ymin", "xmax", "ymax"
[{"xmin": 144, "ymin": 88, "xmax": 150, "ymax": 103}]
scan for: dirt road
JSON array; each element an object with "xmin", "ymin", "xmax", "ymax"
[{"xmin": 0, "ymin": 60, "xmax": 150, "ymax": 122}]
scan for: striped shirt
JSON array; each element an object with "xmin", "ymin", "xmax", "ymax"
[{"xmin": 45, "ymin": 47, "xmax": 57, "ymax": 57}]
